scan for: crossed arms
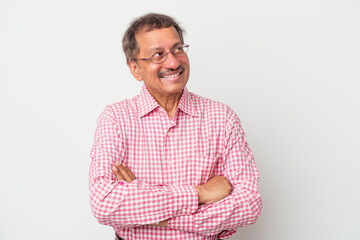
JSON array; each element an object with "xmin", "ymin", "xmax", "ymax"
[{"xmin": 112, "ymin": 162, "xmax": 232, "ymax": 227}]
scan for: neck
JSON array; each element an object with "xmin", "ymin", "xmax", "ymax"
[{"xmin": 151, "ymin": 91, "xmax": 183, "ymax": 118}]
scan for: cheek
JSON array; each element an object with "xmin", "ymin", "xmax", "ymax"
[
  {"xmin": 148, "ymin": 65, "xmax": 162, "ymax": 76},
  {"xmin": 181, "ymin": 56, "xmax": 190, "ymax": 68},
  {"xmin": 182, "ymin": 58, "xmax": 190, "ymax": 72}
]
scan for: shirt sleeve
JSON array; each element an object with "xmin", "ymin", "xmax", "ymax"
[
  {"xmin": 89, "ymin": 106, "xmax": 199, "ymax": 228},
  {"xmin": 167, "ymin": 108, "xmax": 262, "ymax": 238}
]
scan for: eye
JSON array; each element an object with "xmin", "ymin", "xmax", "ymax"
[
  {"xmin": 153, "ymin": 51, "xmax": 165, "ymax": 57},
  {"xmin": 173, "ymin": 46, "xmax": 184, "ymax": 54},
  {"xmin": 151, "ymin": 51, "xmax": 166, "ymax": 61}
]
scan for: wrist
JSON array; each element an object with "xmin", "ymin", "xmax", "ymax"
[
  {"xmin": 152, "ymin": 220, "xmax": 168, "ymax": 227},
  {"xmin": 195, "ymin": 185, "xmax": 206, "ymax": 204},
  {"xmin": 157, "ymin": 220, "xmax": 168, "ymax": 227}
]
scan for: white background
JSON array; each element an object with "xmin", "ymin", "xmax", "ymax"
[{"xmin": 1, "ymin": 0, "xmax": 359, "ymax": 239}]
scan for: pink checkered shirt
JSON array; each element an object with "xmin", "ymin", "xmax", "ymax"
[{"xmin": 89, "ymin": 85, "xmax": 262, "ymax": 240}]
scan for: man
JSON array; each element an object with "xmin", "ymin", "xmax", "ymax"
[{"xmin": 89, "ymin": 13, "xmax": 262, "ymax": 240}]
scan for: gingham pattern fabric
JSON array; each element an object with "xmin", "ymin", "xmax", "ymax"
[{"xmin": 89, "ymin": 85, "xmax": 262, "ymax": 240}]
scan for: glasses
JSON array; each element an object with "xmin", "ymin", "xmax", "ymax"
[{"xmin": 134, "ymin": 44, "xmax": 189, "ymax": 64}]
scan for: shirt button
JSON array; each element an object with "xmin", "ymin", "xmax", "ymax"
[
  {"xmin": 182, "ymin": 209, "xmax": 187, "ymax": 213},
  {"xmin": 167, "ymin": 132, "xmax": 171, "ymax": 137},
  {"xmin": 167, "ymin": 160, "xmax": 173, "ymax": 165}
]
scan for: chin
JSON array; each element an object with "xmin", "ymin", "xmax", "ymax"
[{"xmin": 164, "ymin": 82, "xmax": 187, "ymax": 93}]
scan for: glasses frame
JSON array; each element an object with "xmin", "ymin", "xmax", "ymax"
[{"xmin": 134, "ymin": 44, "xmax": 189, "ymax": 64}]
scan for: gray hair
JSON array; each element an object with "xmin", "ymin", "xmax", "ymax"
[{"xmin": 122, "ymin": 13, "xmax": 185, "ymax": 63}]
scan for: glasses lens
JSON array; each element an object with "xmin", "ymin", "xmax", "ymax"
[
  {"xmin": 173, "ymin": 45, "xmax": 189, "ymax": 56},
  {"xmin": 182, "ymin": 45, "xmax": 189, "ymax": 53},
  {"xmin": 151, "ymin": 52, "xmax": 166, "ymax": 63}
]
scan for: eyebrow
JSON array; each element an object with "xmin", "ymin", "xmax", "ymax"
[{"xmin": 148, "ymin": 41, "xmax": 182, "ymax": 52}]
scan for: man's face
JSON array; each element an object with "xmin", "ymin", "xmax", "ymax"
[{"xmin": 128, "ymin": 26, "xmax": 190, "ymax": 99}]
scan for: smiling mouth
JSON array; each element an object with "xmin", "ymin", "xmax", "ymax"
[{"xmin": 161, "ymin": 71, "xmax": 182, "ymax": 79}]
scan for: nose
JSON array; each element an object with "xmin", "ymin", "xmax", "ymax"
[{"xmin": 163, "ymin": 51, "xmax": 181, "ymax": 69}]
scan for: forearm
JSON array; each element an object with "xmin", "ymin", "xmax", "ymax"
[
  {"xmin": 89, "ymin": 175, "xmax": 198, "ymax": 227},
  {"xmin": 150, "ymin": 175, "xmax": 233, "ymax": 229},
  {"xmin": 168, "ymin": 178, "xmax": 262, "ymax": 236}
]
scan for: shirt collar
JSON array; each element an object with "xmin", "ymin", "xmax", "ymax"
[
  {"xmin": 177, "ymin": 87, "xmax": 198, "ymax": 117},
  {"xmin": 137, "ymin": 85, "xmax": 160, "ymax": 118},
  {"xmin": 137, "ymin": 84, "xmax": 198, "ymax": 118}
]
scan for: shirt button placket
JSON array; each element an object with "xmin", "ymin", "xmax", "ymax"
[{"xmin": 165, "ymin": 128, "xmax": 171, "ymax": 165}]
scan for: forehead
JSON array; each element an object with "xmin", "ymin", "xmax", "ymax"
[{"xmin": 135, "ymin": 26, "xmax": 181, "ymax": 51}]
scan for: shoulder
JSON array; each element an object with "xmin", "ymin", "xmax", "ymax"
[
  {"xmin": 189, "ymin": 91, "xmax": 238, "ymax": 121},
  {"xmin": 99, "ymin": 96, "xmax": 138, "ymax": 122}
]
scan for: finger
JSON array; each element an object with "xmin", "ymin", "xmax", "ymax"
[
  {"xmin": 115, "ymin": 162, "xmax": 133, "ymax": 183},
  {"xmin": 118, "ymin": 163, "xmax": 135, "ymax": 183},
  {"xmin": 122, "ymin": 164, "xmax": 136, "ymax": 181},
  {"xmin": 112, "ymin": 165, "xmax": 125, "ymax": 181}
]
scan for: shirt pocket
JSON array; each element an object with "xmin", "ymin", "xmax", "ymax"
[{"xmin": 185, "ymin": 155, "xmax": 219, "ymax": 185}]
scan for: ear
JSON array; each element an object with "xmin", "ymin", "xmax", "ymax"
[{"xmin": 128, "ymin": 60, "xmax": 143, "ymax": 81}]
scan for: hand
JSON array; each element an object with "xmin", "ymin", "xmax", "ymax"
[
  {"xmin": 195, "ymin": 175, "xmax": 232, "ymax": 204},
  {"xmin": 112, "ymin": 161, "xmax": 136, "ymax": 183},
  {"xmin": 152, "ymin": 220, "xmax": 168, "ymax": 227}
]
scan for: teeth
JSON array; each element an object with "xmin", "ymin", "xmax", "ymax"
[{"xmin": 162, "ymin": 72, "xmax": 180, "ymax": 78}]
